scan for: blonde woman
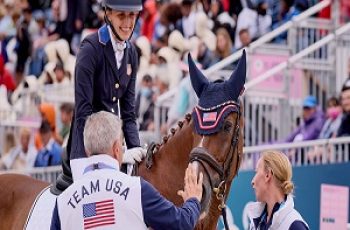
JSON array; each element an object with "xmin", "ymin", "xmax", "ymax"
[
  {"xmin": 212, "ymin": 27, "xmax": 234, "ymax": 70},
  {"xmin": 248, "ymin": 150, "xmax": 309, "ymax": 230}
]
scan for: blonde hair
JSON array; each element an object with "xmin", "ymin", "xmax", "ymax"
[
  {"xmin": 4, "ymin": 132, "xmax": 16, "ymax": 154},
  {"xmin": 215, "ymin": 27, "xmax": 233, "ymax": 59},
  {"xmin": 261, "ymin": 150, "xmax": 294, "ymax": 195},
  {"xmin": 19, "ymin": 127, "xmax": 31, "ymax": 138}
]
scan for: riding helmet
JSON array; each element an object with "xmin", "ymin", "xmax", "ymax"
[{"xmin": 102, "ymin": 0, "xmax": 143, "ymax": 12}]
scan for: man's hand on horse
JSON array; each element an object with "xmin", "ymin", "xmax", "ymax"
[
  {"xmin": 122, "ymin": 147, "xmax": 147, "ymax": 164},
  {"xmin": 177, "ymin": 163, "xmax": 203, "ymax": 202}
]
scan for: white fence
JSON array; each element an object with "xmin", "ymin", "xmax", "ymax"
[
  {"xmin": 0, "ymin": 165, "xmax": 62, "ymax": 183},
  {"xmin": 1, "ymin": 137, "xmax": 349, "ymax": 183},
  {"xmin": 242, "ymin": 136, "xmax": 350, "ymax": 170}
]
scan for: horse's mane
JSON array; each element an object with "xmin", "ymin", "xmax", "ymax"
[{"xmin": 152, "ymin": 113, "xmax": 192, "ymax": 154}]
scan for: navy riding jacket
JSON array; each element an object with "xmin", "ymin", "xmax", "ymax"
[{"xmin": 70, "ymin": 25, "xmax": 140, "ymax": 159}]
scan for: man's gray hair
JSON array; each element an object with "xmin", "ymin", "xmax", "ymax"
[{"xmin": 84, "ymin": 111, "xmax": 123, "ymax": 155}]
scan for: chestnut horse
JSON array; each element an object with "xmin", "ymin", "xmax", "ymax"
[{"xmin": 0, "ymin": 50, "xmax": 246, "ymax": 230}]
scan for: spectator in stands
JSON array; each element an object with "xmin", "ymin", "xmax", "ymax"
[
  {"xmin": 143, "ymin": 65, "xmax": 170, "ymax": 132},
  {"xmin": 234, "ymin": 1, "xmax": 271, "ymax": 49},
  {"xmin": 154, "ymin": 65, "xmax": 170, "ymax": 98},
  {"xmin": 176, "ymin": 0, "xmax": 197, "ymax": 39},
  {"xmin": 284, "ymin": 95, "xmax": 325, "ymax": 143},
  {"xmin": 256, "ymin": 1, "xmax": 272, "ymax": 35},
  {"xmin": 248, "ymin": 150, "xmax": 309, "ymax": 229},
  {"xmin": 157, "ymin": 46, "xmax": 183, "ymax": 89},
  {"xmin": 208, "ymin": 0, "xmax": 224, "ymax": 27},
  {"xmin": 167, "ymin": 63, "xmax": 197, "ymax": 129},
  {"xmin": 34, "ymin": 121, "xmax": 62, "ymax": 167},
  {"xmin": 1, "ymin": 132, "xmax": 16, "ymax": 160},
  {"xmin": 273, "ymin": 0, "xmax": 307, "ymax": 43},
  {"xmin": 212, "ymin": 27, "xmax": 234, "ymax": 69},
  {"xmin": 197, "ymin": 39, "xmax": 215, "ymax": 69},
  {"xmin": 336, "ymin": 79, "xmax": 350, "ymax": 137},
  {"xmin": 58, "ymin": 103, "xmax": 74, "ymax": 147},
  {"xmin": 318, "ymin": 97, "xmax": 342, "ymax": 139},
  {"xmin": 141, "ymin": 0, "xmax": 157, "ymax": 41},
  {"xmin": 136, "ymin": 74, "xmax": 154, "ymax": 131},
  {"xmin": 307, "ymin": 97, "xmax": 342, "ymax": 163},
  {"xmin": 29, "ymin": 10, "xmax": 50, "ymax": 77},
  {"xmin": 152, "ymin": 2, "xmax": 182, "ymax": 49},
  {"xmin": 0, "ymin": 128, "xmax": 37, "ymax": 170},
  {"xmin": 34, "ymin": 102, "xmax": 61, "ymax": 150},
  {"xmin": 0, "ymin": 3, "xmax": 16, "ymax": 39},
  {"xmin": 53, "ymin": 62, "xmax": 70, "ymax": 84},
  {"xmin": 0, "ymin": 55, "xmax": 16, "ymax": 93},
  {"xmin": 168, "ymin": 30, "xmax": 190, "ymax": 60},
  {"xmin": 238, "ymin": 28, "xmax": 252, "ymax": 48},
  {"xmin": 15, "ymin": 6, "xmax": 39, "ymax": 85},
  {"xmin": 135, "ymin": 36, "xmax": 152, "ymax": 86}
]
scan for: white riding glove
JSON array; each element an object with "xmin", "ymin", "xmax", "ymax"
[{"xmin": 122, "ymin": 147, "xmax": 147, "ymax": 164}]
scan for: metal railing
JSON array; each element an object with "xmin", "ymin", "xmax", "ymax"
[
  {"xmin": 0, "ymin": 166, "xmax": 62, "ymax": 183},
  {"xmin": 1, "ymin": 137, "xmax": 349, "ymax": 183},
  {"xmin": 241, "ymin": 136, "xmax": 350, "ymax": 170}
]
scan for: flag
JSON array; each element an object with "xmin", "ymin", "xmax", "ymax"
[
  {"xmin": 83, "ymin": 199, "xmax": 115, "ymax": 229},
  {"xmin": 203, "ymin": 112, "xmax": 217, "ymax": 122}
]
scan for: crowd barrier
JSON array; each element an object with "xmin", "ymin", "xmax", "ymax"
[{"xmin": 1, "ymin": 137, "xmax": 349, "ymax": 183}]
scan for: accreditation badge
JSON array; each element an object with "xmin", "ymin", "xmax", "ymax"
[{"xmin": 127, "ymin": 64, "xmax": 132, "ymax": 76}]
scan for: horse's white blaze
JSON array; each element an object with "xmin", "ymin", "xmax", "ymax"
[{"xmin": 198, "ymin": 136, "xmax": 205, "ymax": 147}]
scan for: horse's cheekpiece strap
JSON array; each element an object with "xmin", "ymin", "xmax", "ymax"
[{"xmin": 192, "ymin": 102, "xmax": 239, "ymax": 135}]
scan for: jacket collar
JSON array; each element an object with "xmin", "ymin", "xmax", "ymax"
[
  {"xmin": 98, "ymin": 24, "xmax": 131, "ymax": 72},
  {"xmin": 98, "ymin": 24, "xmax": 110, "ymax": 45},
  {"xmin": 73, "ymin": 154, "xmax": 120, "ymax": 180},
  {"xmin": 247, "ymin": 194, "xmax": 295, "ymax": 229},
  {"xmin": 98, "ymin": 24, "xmax": 131, "ymax": 49}
]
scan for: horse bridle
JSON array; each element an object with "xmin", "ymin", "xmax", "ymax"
[{"xmin": 189, "ymin": 101, "xmax": 241, "ymax": 216}]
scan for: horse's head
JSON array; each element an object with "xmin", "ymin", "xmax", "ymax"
[{"xmin": 188, "ymin": 50, "xmax": 246, "ymax": 217}]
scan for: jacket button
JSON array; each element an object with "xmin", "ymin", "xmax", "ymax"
[
  {"xmin": 115, "ymin": 83, "xmax": 120, "ymax": 89},
  {"xmin": 112, "ymin": 97, "xmax": 116, "ymax": 102}
]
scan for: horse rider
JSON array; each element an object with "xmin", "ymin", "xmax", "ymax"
[
  {"xmin": 52, "ymin": 0, "xmax": 146, "ymax": 194},
  {"xmin": 50, "ymin": 111, "xmax": 203, "ymax": 230}
]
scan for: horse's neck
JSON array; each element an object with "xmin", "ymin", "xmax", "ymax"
[{"xmin": 139, "ymin": 120, "xmax": 194, "ymax": 205}]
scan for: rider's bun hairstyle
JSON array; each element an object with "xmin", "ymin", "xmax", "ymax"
[{"xmin": 261, "ymin": 150, "xmax": 294, "ymax": 195}]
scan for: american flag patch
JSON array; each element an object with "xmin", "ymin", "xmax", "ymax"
[
  {"xmin": 203, "ymin": 112, "xmax": 217, "ymax": 122},
  {"xmin": 83, "ymin": 199, "xmax": 115, "ymax": 229}
]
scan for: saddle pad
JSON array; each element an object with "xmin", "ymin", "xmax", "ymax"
[{"xmin": 24, "ymin": 186, "xmax": 57, "ymax": 230}]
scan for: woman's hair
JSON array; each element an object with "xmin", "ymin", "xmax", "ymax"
[
  {"xmin": 4, "ymin": 132, "xmax": 16, "ymax": 154},
  {"xmin": 215, "ymin": 27, "xmax": 233, "ymax": 59},
  {"xmin": 261, "ymin": 150, "xmax": 294, "ymax": 195}
]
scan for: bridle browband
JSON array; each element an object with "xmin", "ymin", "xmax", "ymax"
[{"xmin": 189, "ymin": 101, "xmax": 242, "ymax": 229}]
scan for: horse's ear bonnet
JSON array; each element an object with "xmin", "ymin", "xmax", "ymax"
[{"xmin": 189, "ymin": 50, "xmax": 246, "ymax": 135}]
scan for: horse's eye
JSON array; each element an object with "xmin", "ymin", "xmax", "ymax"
[{"xmin": 223, "ymin": 122, "xmax": 233, "ymax": 132}]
